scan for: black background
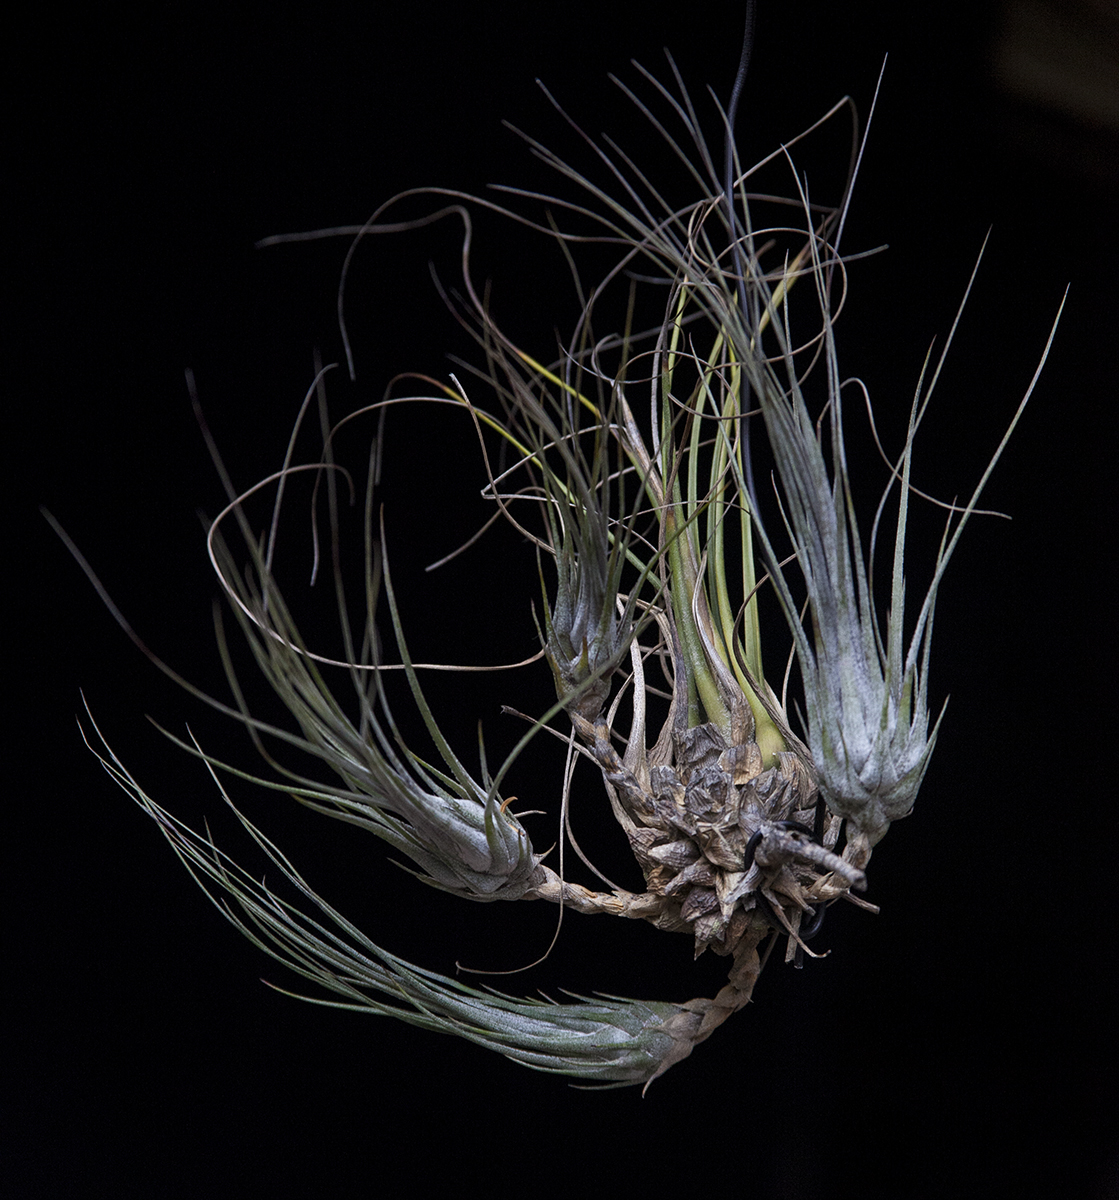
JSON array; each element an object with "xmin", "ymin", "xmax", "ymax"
[{"xmin": 12, "ymin": 2, "xmax": 1117, "ymax": 1197}]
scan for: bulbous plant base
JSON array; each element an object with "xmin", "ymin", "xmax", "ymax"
[
  {"xmin": 562, "ymin": 712, "xmax": 866, "ymax": 954},
  {"xmin": 520, "ymin": 709, "xmax": 874, "ymax": 1079}
]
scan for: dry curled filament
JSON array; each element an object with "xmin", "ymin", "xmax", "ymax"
[{"xmin": 64, "ymin": 48, "xmax": 1063, "ymax": 1089}]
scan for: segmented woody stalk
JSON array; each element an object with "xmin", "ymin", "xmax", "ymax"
[{"xmin": 60, "ymin": 23, "xmax": 1063, "ymax": 1088}]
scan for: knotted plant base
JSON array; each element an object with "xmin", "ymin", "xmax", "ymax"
[
  {"xmin": 61, "ymin": 44, "xmax": 1063, "ymax": 1089},
  {"xmin": 526, "ymin": 710, "xmax": 872, "ymax": 1081}
]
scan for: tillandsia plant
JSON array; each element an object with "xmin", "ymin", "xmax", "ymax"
[{"xmin": 56, "ymin": 29, "xmax": 1063, "ymax": 1089}]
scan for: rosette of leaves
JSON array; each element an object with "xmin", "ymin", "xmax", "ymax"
[{"xmin": 58, "ymin": 50, "xmax": 1062, "ymax": 1089}]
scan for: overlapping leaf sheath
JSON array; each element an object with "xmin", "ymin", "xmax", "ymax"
[{"xmin": 741, "ymin": 341, "xmax": 937, "ymax": 859}]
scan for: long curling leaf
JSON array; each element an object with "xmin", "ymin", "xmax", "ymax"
[
  {"xmin": 205, "ymin": 515, "xmax": 541, "ymax": 900},
  {"xmin": 82, "ymin": 707, "xmax": 699, "ymax": 1086}
]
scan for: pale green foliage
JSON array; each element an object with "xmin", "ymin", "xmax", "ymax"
[
  {"xmin": 64, "ymin": 54, "xmax": 1062, "ymax": 1086},
  {"xmin": 205, "ymin": 500, "xmax": 541, "ymax": 900},
  {"xmin": 83, "ymin": 709, "xmax": 687, "ymax": 1084}
]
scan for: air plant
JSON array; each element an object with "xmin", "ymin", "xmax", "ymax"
[{"xmin": 56, "ymin": 33, "xmax": 1063, "ymax": 1090}]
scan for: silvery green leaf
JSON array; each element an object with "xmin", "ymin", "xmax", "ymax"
[
  {"xmin": 736, "ymin": 245, "xmax": 1062, "ymax": 852},
  {"xmin": 205, "ymin": 521, "xmax": 543, "ymax": 901},
  {"xmin": 85, "ymin": 716, "xmax": 700, "ymax": 1086}
]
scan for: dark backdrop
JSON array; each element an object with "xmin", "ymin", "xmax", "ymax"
[{"xmin": 12, "ymin": 3, "xmax": 1116, "ymax": 1197}]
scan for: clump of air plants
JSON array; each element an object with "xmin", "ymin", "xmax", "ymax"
[{"xmin": 56, "ymin": 31, "xmax": 1063, "ymax": 1090}]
